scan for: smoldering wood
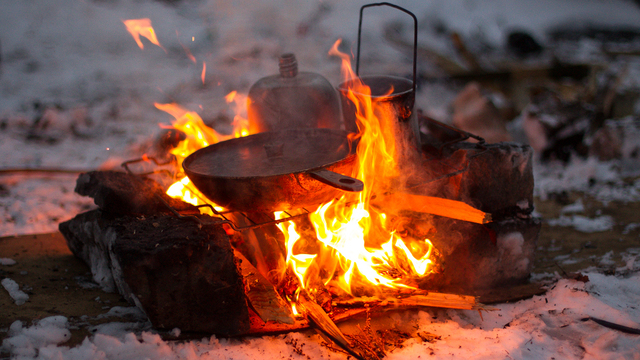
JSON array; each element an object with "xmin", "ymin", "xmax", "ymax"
[
  {"xmin": 74, "ymin": 170, "xmax": 197, "ymax": 216},
  {"xmin": 403, "ymin": 141, "xmax": 541, "ymax": 292},
  {"xmin": 59, "ymin": 210, "xmax": 251, "ymax": 336}
]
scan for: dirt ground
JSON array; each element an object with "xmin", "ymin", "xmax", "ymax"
[{"xmin": 1, "ymin": 192, "xmax": 639, "ymax": 347}]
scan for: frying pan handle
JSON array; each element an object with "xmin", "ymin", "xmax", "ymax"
[
  {"xmin": 308, "ymin": 169, "xmax": 364, "ymax": 192},
  {"xmin": 356, "ymin": 2, "xmax": 417, "ymax": 96}
]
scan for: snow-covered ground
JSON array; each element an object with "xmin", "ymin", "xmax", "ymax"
[{"xmin": 1, "ymin": 0, "xmax": 640, "ymax": 359}]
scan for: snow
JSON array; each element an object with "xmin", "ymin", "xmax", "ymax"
[
  {"xmin": 1, "ymin": 0, "xmax": 640, "ymax": 359},
  {"xmin": 1, "ymin": 278, "xmax": 30, "ymax": 305},
  {"xmin": 547, "ymin": 215, "xmax": 614, "ymax": 233},
  {"xmin": 2, "ymin": 273, "xmax": 639, "ymax": 360},
  {"xmin": 0, "ymin": 258, "xmax": 17, "ymax": 266},
  {"xmin": 2, "ymin": 317, "xmax": 71, "ymax": 358}
]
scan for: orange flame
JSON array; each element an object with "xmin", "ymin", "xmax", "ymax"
[
  {"xmin": 123, "ymin": 18, "xmax": 166, "ymax": 51},
  {"xmin": 153, "ymin": 38, "xmax": 435, "ymax": 301},
  {"xmin": 158, "ymin": 93, "xmax": 250, "ymax": 212},
  {"xmin": 279, "ymin": 39, "xmax": 436, "ymax": 297}
]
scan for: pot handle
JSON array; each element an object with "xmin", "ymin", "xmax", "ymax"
[
  {"xmin": 356, "ymin": 2, "xmax": 417, "ymax": 97},
  {"xmin": 308, "ymin": 169, "xmax": 364, "ymax": 192}
]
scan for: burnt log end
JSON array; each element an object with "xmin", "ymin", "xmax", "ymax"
[
  {"xmin": 75, "ymin": 170, "xmax": 197, "ymax": 216},
  {"xmin": 60, "ymin": 211, "xmax": 250, "ymax": 335}
]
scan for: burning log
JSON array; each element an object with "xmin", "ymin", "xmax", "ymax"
[{"xmin": 372, "ymin": 193, "xmax": 491, "ymax": 224}]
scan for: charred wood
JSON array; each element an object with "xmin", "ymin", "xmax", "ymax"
[
  {"xmin": 59, "ymin": 210, "xmax": 250, "ymax": 335},
  {"xmin": 75, "ymin": 170, "xmax": 197, "ymax": 216}
]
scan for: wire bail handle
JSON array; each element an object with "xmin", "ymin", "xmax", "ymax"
[{"xmin": 355, "ymin": 2, "xmax": 418, "ymax": 96}]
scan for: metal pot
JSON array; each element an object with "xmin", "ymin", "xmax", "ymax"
[
  {"xmin": 338, "ymin": 3, "xmax": 420, "ymax": 147},
  {"xmin": 182, "ymin": 128, "xmax": 363, "ymax": 212}
]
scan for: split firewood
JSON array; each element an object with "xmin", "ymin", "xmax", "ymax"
[
  {"xmin": 372, "ymin": 192, "xmax": 491, "ymax": 224},
  {"xmin": 336, "ymin": 291, "xmax": 478, "ymax": 311},
  {"xmin": 297, "ymin": 296, "xmax": 364, "ymax": 360},
  {"xmin": 60, "ymin": 210, "xmax": 251, "ymax": 335},
  {"xmin": 235, "ymin": 251, "xmax": 295, "ymax": 325}
]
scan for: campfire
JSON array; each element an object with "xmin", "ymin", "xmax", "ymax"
[{"xmin": 58, "ymin": 4, "xmax": 540, "ymax": 359}]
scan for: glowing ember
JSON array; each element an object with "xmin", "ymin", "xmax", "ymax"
[
  {"xmin": 176, "ymin": 30, "xmax": 197, "ymax": 63},
  {"xmin": 122, "ymin": 18, "xmax": 165, "ymax": 51}
]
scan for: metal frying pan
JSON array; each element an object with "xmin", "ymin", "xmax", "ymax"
[{"xmin": 183, "ymin": 128, "xmax": 363, "ymax": 212}]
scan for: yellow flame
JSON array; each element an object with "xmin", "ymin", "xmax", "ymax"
[
  {"xmin": 225, "ymin": 90, "xmax": 237, "ymax": 103},
  {"xmin": 277, "ymin": 39, "xmax": 436, "ymax": 296},
  {"xmin": 225, "ymin": 91, "xmax": 250, "ymax": 137},
  {"xmin": 123, "ymin": 18, "xmax": 165, "ymax": 51}
]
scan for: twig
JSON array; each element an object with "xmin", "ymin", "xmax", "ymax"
[{"xmin": 584, "ymin": 317, "xmax": 640, "ymax": 335}]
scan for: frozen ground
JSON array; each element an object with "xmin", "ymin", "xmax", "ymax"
[{"xmin": 1, "ymin": 0, "xmax": 640, "ymax": 359}]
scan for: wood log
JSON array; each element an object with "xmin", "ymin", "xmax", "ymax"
[
  {"xmin": 59, "ymin": 210, "xmax": 251, "ymax": 336},
  {"xmin": 74, "ymin": 170, "xmax": 197, "ymax": 216},
  {"xmin": 373, "ymin": 193, "xmax": 491, "ymax": 224}
]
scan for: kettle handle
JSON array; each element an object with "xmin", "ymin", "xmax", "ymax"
[{"xmin": 356, "ymin": 2, "xmax": 417, "ymax": 97}]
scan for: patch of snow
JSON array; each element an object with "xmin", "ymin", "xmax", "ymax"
[
  {"xmin": 599, "ymin": 250, "xmax": 616, "ymax": 266},
  {"xmin": 0, "ymin": 258, "xmax": 17, "ymax": 266},
  {"xmin": 535, "ymin": 157, "xmax": 640, "ymax": 203},
  {"xmin": 1, "ymin": 278, "xmax": 29, "ymax": 305},
  {"xmin": 623, "ymin": 223, "xmax": 640, "ymax": 235},
  {"xmin": 560, "ymin": 198, "xmax": 584, "ymax": 214},
  {"xmin": 547, "ymin": 215, "xmax": 614, "ymax": 233},
  {"xmin": 1, "ymin": 316, "xmax": 70, "ymax": 357}
]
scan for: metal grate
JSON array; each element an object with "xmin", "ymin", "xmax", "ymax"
[{"xmin": 121, "ymin": 156, "xmax": 310, "ymax": 231}]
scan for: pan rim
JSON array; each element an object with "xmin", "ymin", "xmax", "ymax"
[{"xmin": 182, "ymin": 128, "xmax": 358, "ymax": 180}]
